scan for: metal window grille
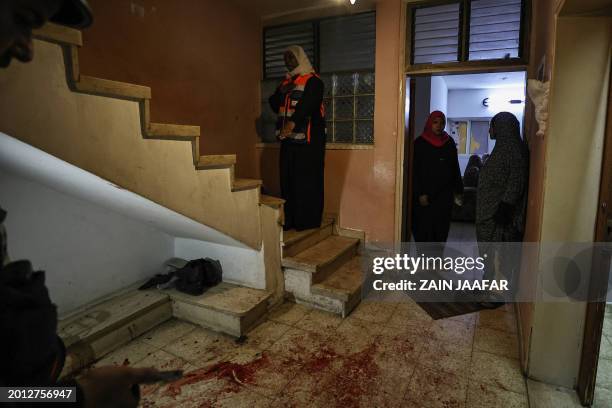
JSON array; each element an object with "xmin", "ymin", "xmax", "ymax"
[
  {"xmin": 410, "ymin": 0, "xmax": 526, "ymax": 65},
  {"xmin": 319, "ymin": 13, "xmax": 376, "ymax": 73},
  {"xmin": 413, "ymin": 3, "xmax": 461, "ymax": 64},
  {"xmin": 263, "ymin": 23, "xmax": 315, "ymax": 79},
  {"xmin": 469, "ymin": 0, "xmax": 522, "ymax": 60}
]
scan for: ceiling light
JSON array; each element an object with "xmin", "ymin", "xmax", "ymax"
[{"xmin": 350, "ymin": 0, "xmax": 357, "ymax": 4}]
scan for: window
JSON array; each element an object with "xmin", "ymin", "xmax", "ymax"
[
  {"xmin": 261, "ymin": 12, "xmax": 376, "ymax": 145},
  {"xmin": 469, "ymin": 0, "xmax": 522, "ymax": 60},
  {"xmin": 409, "ymin": 0, "xmax": 527, "ymax": 66},
  {"xmin": 263, "ymin": 23, "xmax": 315, "ymax": 79},
  {"xmin": 413, "ymin": 3, "xmax": 461, "ymax": 64},
  {"xmin": 449, "ymin": 119, "xmax": 490, "ymax": 155},
  {"xmin": 323, "ymin": 72, "xmax": 375, "ymax": 144}
]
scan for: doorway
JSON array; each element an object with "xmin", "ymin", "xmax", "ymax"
[
  {"xmin": 578, "ymin": 67, "xmax": 612, "ymax": 407},
  {"xmin": 400, "ymin": 71, "xmax": 527, "ymax": 244}
]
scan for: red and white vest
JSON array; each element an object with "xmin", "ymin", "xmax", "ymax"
[{"xmin": 276, "ymin": 73, "xmax": 325, "ymax": 144}]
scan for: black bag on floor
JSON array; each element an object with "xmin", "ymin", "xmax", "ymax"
[{"xmin": 175, "ymin": 258, "xmax": 222, "ymax": 296}]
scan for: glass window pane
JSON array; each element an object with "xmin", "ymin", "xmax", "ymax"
[
  {"xmin": 356, "ymin": 121, "xmax": 374, "ymax": 144},
  {"xmin": 335, "ymin": 97, "xmax": 354, "ymax": 120},
  {"xmin": 449, "ymin": 120, "xmax": 468, "ymax": 154},
  {"xmin": 356, "ymin": 96, "xmax": 375, "ymax": 119},
  {"xmin": 321, "ymin": 74, "xmax": 334, "ymax": 98},
  {"xmin": 334, "ymin": 121, "xmax": 354, "ymax": 143},
  {"xmin": 413, "ymin": 3, "xmax": 460, "ymax": 64},
  {"xmin": 336, "ymin": 73, "xmax": 356, "ymax": 96},
  {"xmin": 356, "ymin": 72, "xmax": 375, "ymax": 94},
  {"xmin": 326, "ymin": 121, "xmax": 334, "ymax": 142},
  {"xmin": 470, "ymin": 121, "xmax": 490, "ymax": 155}
]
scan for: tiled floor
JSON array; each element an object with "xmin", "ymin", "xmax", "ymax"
[
  {"xmin": 594, "ymin": 305, "xmax": 612, "ymax": 407},
  {"xmin": 92, "ymin": 299, "xmax": 527, "ymax": 407}
]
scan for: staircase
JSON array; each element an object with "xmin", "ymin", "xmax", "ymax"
[
  {"xmin": 281, "ymin": 216, "xmax": 365, "ymax": 317},
  {"xmin": 1, "ymin": 23, "xmax": 264, "ymax": 249},
  {"xmin": 0, "ymin": 23, "xmax": 289, "ymax": 374}
]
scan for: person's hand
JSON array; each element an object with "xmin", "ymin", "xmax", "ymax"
[
  {"xmin": 77, "ymin": 366, "xmax": 162, "ymax": 408},
  {"xmin": 493, "ymin": 202, "xmax": 514, "ymax": 226},
  {"xmin": 418, "ymin": 195, "xmax": 429, "ymax": 207},
  {"xmin": 279, "ymin": 82, "xmax": 295, "ymax": 94},
  {"xmin": 454, "ymin": 194, "xmax": 463, "ymax": 207},
  {"xmin": 279, "ymin": 121, "xmax": 296, "ymax": 140}
]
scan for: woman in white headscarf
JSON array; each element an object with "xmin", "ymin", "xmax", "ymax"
[{"xmin": 269, "ymin": 46, "xmax": 327, "ymax": 231}]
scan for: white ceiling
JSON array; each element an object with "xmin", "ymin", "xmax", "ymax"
[{"xmin": 439, "ymin": 71, "xmax": 526, "ymax": 90}]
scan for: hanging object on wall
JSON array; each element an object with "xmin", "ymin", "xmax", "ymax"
[{"xmin": 527, "ymin": 79, "xmax": 551, "ymax": 137}]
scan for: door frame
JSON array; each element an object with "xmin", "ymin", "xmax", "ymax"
[
  {"xmin": 395, "ymin": 66, "xmax": 529, "ymax": 243},
  {"xmin": 577, "ymin": 67, "xmax": 612, "ymax": 407},
  {"xmin": 393, "ymin": 0, "xmax": 530, "ymax": 243}
]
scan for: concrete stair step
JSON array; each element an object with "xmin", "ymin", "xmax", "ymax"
[
  {"xmin": 282, "ymin": 218, "xmax": 334, "ymax": 258},
  {"xmin": 165, "ymin": 282, "xmax": 271, "ymax": 338},
  {"xmin": 232, "ymin": 178, "xmax": 262, "ymax": 192},
  {"xmin": 260, "ymin": 194, "xmax": 284, "ymax": 209},
  {"xmin": 286, "ymin": 256, "xmax": 364, "ymax": 318},
  {"xmin": 58, "ymin": 290, "xmax": 172, "ymax": 377},
  {"xmin": 282, "ymin": 235, "xmax": 359, "ymax": 284},
  {"xmin": 311, "ymin": 256, "xmax": 363, "ymax": 304}
]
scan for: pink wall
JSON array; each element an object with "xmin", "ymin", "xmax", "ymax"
[
  {"xmin": 257, "ymin": 0, "xmax": 402, "ymax": 243},
  {"xmin": 79, "ymin": 0, "xmax": 261, "ymax": 177}
]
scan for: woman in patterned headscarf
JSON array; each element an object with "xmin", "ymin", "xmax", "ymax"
[{"xmin": 476, "ymin": 112, "xmax": 529, "ymax": 282}]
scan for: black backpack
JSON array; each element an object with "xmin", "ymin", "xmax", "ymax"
[
  {"xmin": 138, "ymin": 258, "xmax": 222, "ymax": 296},
  {"xmin": 174, "ymin": 258, "xmax": 223, "ymax": 295}
]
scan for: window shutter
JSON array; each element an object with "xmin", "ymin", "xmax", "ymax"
[
  {"xmin": 413, "ymin": 3, "xmax": 461, "ymax": 64},
  {"xmin": 469, "ymin": 0, "xmax": 522, "ymax": 60},
  {"xmin": 264, "ymin": 23, "xmax": 315, "ymax": 79},
  {"xmin": 319, "ymin": 12, "xmax": 376, "ymax": 73}
]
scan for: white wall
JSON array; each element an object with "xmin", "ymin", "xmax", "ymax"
[
  {"xmin": 528, "ymin": 16, "xmax": 612, "ymax": 388},
  {"xmin": 430, "ymin": 76, "xmax": 448, "ymax": 115},
  {"xmin": 448, "ymin": 88, "xmax": 525, "ymax": 126},
  {"xmin": 0, "ymin": 133, "xmax": 268, "ymax": 317},
  {"xmin": 448, "ymin": 88, "xmax": 525, "ymax": 173},
  {"xmin": 174, "ymin": 238, "xmax": 266, "ymax": 290},
  {"xmin": 0, "ymin": 171, "xmax": 174, "ymax": 316}
]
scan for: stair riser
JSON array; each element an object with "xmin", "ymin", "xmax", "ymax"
[
  {"xmin": 311, "ymin": 283, "xmax": 360, "ymax": 303},
  {"xmin": 284, "ymin": 268, "xmax": 313, "ymax": 300},
  {"xmin": 284, "ymin": 268, "xmax": 362, "ymax": 317},
  {"xmin": 294, "ymin": 295, "xmax": 345, "ymax": 316},
  {"xmin": 171, "ymin": 298, "xmax": 268, "ymax": 338},
  {"xmin": 61, "ymin": 302, "xmax": 172, "ymax": 378},
  {"xmin": 311, "ymin": 243, "xmax": 358, "ymax": 284},
  {"xmin": 282, "ymin": 224, "xmax": 333, "ymax": 258}
]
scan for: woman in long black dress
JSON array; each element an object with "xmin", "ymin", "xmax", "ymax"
[
  {"xmin": 269, "ymin": 46, "xmax": 326, "ymax": 231},
  {"xmin": 412, "ymin": 110, "xmax": 463, "ymax": 243}
]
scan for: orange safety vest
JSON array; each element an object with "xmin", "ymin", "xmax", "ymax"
[{"xmin": 276, "ymin": 73, "xmax": 325, "ymax": 144}]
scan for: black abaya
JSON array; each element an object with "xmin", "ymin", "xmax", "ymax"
[{"xmin": 412, "ymin": 137, "xmax": 463, "ymax": 242}]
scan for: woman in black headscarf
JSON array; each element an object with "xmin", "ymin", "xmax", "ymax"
[{"xmin": 476, "ymin": 112, "xmax": 529, "ymax": 283}]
